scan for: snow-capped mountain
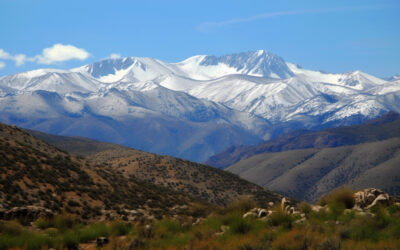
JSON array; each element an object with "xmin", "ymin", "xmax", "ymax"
[{"xmin": 0, "ymin": 50, "xmax": 398, "ymax": 162}]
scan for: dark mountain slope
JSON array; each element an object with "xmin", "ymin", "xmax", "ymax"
[
  {"xmin": 227, "ymin": 137, "xmax": 400, "ymax": 202},
  {"xmin": 207, "ymin": 112, "xmax": 400, "ymax": 169}
]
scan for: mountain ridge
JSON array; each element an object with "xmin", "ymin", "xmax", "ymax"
[
  {"xmin": 206, "ymin": 112, "xmax": 400, "ymax": 169},
  {"xmin": 1, "ymin": 50, "xmax": 399, "ymax": 162}
]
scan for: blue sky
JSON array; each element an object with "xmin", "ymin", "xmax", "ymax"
[{"xmin": 0, "ymin": 0, "xmax": 399, "ymax": 77}]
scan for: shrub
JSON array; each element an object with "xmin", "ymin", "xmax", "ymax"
[
  {"xmin": 62, "ymin": 230, "xmax": 79, "ymax": 249},
  {"xmin": 0, "ymin": 221, "xmax": 23, "ymax": 235},
  {"xmin": 225, "ymin": 196, "xmax": 257, "ymax": 214},
  {"xmin": 268, "ymin": 208, "xmax": 293, "ymax": 229},
  {"xmin": 230, "ymin": 218, "xmax": 252, "ymax": 235},
  {"xmin": 110, "ymin": 220, "xmax": 132, "ymax": 236},
  {"xmin": 299, "ymin": 202, "xmax": 312, "ymax": 215},
  {"xmin": 318, "ymin": 187, "xmax": 354, "ymax": 209}
]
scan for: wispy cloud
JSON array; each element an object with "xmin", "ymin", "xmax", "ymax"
[
  {"xmin": 197, "ymin": 5, "xmax": 391, "ymax": 32},
  {"xmin": 0, "ymin": 44, "xmax": 91, "ymax": 67},
  {"xmin": 0, "ymin": 49, "xmax": 31, "ymax": 66},
  {"xmin": 0, "ymin": 61, "xmax": 5, "ymax": 70}
]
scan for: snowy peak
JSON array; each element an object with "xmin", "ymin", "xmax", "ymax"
[
  {"xmin": 0, "ymin": 69, "xmax": 103, "ymax": 94},
  {"xmin": 198, "ymin": 50, "xmax": 294, "ymax": 79},
  {"xmin": 337, "ymin": 70, "xmax": 386, "ymax": 90},
  {"xmin": 75, "ymin": 57, "xmax": 187, "ymax": 83}
]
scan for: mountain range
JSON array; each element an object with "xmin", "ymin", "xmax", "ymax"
[
  {"xmin": 1, "ymin": 50, "xmax": 399, "ymax": 162},
  {"xmin": 225, "ymin": 113, "xmax": 400, "ymax": 202}
]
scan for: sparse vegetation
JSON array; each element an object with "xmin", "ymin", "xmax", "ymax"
[{"xmin": 1, "ymin": 195, "xmax": 400, "ymax": 249}]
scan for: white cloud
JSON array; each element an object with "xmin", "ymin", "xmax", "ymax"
[
  {"xmin": 14, "ymin": 54, "xmax": 28, "ymax": 66},
  {"xmin": 36, "ymin": 44, "xmax": 90, "ymax": 64},
  {"xmin": 110, "ymin": 53, "xmax": 121, "ymax": 59},
  {"xmin": 0, "ymin": 44, "xmax": 91, "ymax": 67},
  {"xmin": 0, "ymin": 49, "xmax": 29, "ymax": 66},
  {"xmin": 0, "ymin": 49, "xmax": 11, "ymax": 60},
  {"xmin": 0, "ymin": 61, "xmax": 5, "ymax": 69}
]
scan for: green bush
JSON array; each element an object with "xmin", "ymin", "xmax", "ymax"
[
  {"xmin": 110, "ymin": 220, "xmax": 132, "ymax": 236},
  {"xmin": 62, "ymin": 230, "xmax": 79, "ymax": 249},
  {"xmin": 77, "ymin": 222, "xmax": 110, "ymax": 242}
]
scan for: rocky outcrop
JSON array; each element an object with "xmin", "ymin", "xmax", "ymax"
[
  {"xmin": 353, "ymin": 188, "xmax": 392, "ymax": 209},
  {"xmin": 1, "ymin": 206, "xmax": 53, "ymax": 225}
]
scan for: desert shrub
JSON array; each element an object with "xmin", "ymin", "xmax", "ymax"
[
  {"xmin": 77, "ymin": 222, "xmax": 110, "ymax": 242},
  {"xmin": 230, "ymin": 217, "xmax": 253, "ymax": 235},
  {"xmin": 0, "ymin": 231, "xmax": 55, "ymax": 250},
  {"xmin": 299, "ymin": 202, "xmax": 312, "ymax": 215},
  {"xmin": 110, "ymin": 220, "xmax": 132, "ymax": 236},
  {"xmin": 155, "ymin": 219, "xmax": 184, "ymax": 236},
  {"xmin": 54, "ymin": 214, "xmax": 77, "ymax": 231},
  {"xmin": 0, "ymin": 220, "xmax": 23, "ymax": 235},
  {"xmin": 34, "ymin": 217, "xmax": 52, "ymax": 230},
  {"xmin": 268, "ymin": 208, "xmax": 293, "ymax": 229},
  {"xmin": 318, "ymin": 187, "xmax": 354, "ymax": 209},
  {"xmin": 271, "ymin": 228, "xmax": 311, "ymax": 250},
  {"xmin": 225, "ymin": 196, "xmax": 257, "ymax": 214},
  {"xmin": 62, "ymin": 230, "xmax": 79, "ymax": 249},
  {"xmin": 349, "ymin": 217, "xmax": 380, "ymax": 242},
  {"xmin": 318, "ymin": 237, "xmax": 341, "ymax": 250}
]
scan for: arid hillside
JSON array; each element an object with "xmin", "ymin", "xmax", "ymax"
[{"xmin": 31, "ymin": 128, "xmax": 282, "ymax": 206}]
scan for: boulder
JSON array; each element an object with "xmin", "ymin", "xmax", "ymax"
[
  {"xmin": 243, "ymin": 212, "xmax": 257, "ymax": 219},
  {"xmin": 366, "ymin": 194, "xmax": 391, "ymax": 209},
  {"xmin": 353, "ymin": 188, "xmax": 390, "ymax": 209}
]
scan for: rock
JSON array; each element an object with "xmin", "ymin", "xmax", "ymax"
[
  {"xmin": 343, "ymin": 209, "xmax": 353, "ymax": 215},
  {"xmin": 192, "ymin": 218, "xmax": 202, "ymax": 226},
  {"xmin": 281, "ymin": 197, "xmax": 290, "ymax": 211},
  {"xmin": 2, "ymin": 206, "xmax": 53, "ymax": 225},
  {"xmin": 268, "ymin": 202, "xmax": 274, "ymax": 207},
  {"xmin": 250, "ymin": 208, "xmax": 259, "ymax": 213},
  {"xmin": 221, "ymin": 225, "xmax": 230, "ymax": 233},
  {"xmin": 353, "ymin": 188, "xmax": 389, "ymax": 209},
  {"xmin": 356, "ymin": 211, "xmax": 374, "ymax": 217},
  {"xmin": 366, "ymin": 194, "xmax": 391, "ymax": 209},
  {"xmin": 311, "ymin": 205, "xmax": 324, "ymax": 213},
  {"xmin": 243, "ymin": 212, "xmax": 257, "ymax": 219},
  {"xmin": 258, "ymin": 209, "xmax": 268, "ymax": 218},
  {"xmin": 96, "ymin": 237, "xmax": 109, "ymax": 247},
  {"xmin": 294, "ymin": 217, "xmax": 307, "ymax": 224}
]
